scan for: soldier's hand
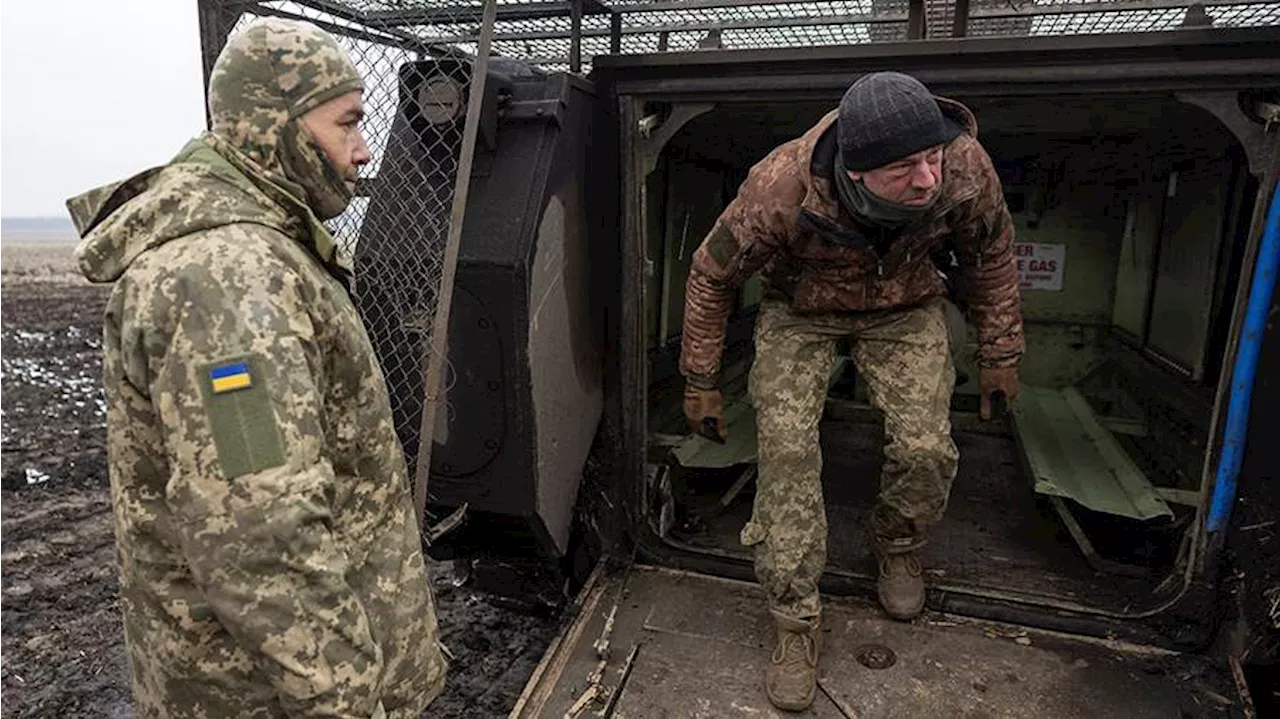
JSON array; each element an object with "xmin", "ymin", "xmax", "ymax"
[
  {"xmin": 683, "ymin": 384, "xmax": 727, "ymax": 442},
  {"xmin": 979, "ymin": 366, "xmax": 1019, "ymax": 421}
]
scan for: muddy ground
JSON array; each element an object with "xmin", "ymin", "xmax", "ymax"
[{"xmin": 1, "ymin": 267, "xmax": 563, "ymax": 717}]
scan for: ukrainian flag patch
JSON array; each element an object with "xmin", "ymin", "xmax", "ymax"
[
  {"xmin": 200, "ymin": 355, "xmax": 285, "ymax": 479},
  {"xmin": 209, "ymin": 362, "xmax": 253, "ymax": 394}
]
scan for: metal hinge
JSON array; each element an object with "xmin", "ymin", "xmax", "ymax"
[{"xmin": 501, "ymin": 99, "xmax": 564, "ymax": 124}]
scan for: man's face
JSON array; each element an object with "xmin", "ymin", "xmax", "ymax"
[
  {"xmin": 848, "ymin": 144, "xmax": 944, "ymax": 206},
  {"xmin": 299, "ymin": 90, "xmax": 371, "ymax": 193}
]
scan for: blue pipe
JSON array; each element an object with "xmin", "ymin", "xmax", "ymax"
[{"xmin": 1208, "ymin": 177, "xmax": 1280, "ymax": 533}]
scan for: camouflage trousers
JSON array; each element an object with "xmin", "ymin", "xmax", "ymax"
[{"xmin": 741, "ymin": 296, "xmax": 960, "ymax": 620}]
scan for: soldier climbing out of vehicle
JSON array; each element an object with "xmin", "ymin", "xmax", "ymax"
[{"xmin": 678, "ymin": 71, "xmax": 1024, "ymax": 712}]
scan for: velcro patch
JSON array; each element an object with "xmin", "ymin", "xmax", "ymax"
[
  {"xmin": 705, "ymin": 223, "xmax": 739, "ymax": 269},
  {"xmin": 199, "ymin": 356, "xmax": 286, "ymax": 480}
]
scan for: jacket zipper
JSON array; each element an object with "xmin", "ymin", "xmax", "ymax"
[{"xmin": 865, "ymin": 257, "xmax": 884, "ymax": 305}]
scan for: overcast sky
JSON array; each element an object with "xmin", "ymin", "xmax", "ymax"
[{"xmin": 2, "ymin": 1, "xmax": 206, "ymax": 218}]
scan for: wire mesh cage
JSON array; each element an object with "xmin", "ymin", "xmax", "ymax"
[{"xmin": 212, "ymin": 1, "xmax": 1280, "ymax": 78}]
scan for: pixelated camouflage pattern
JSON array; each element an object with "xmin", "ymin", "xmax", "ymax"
[
  {"xmin": 740, "ymin": 297, "xmax": 958, "ymax": 620},
  {"xmin": 64, "ymin": 23, "xmax": 446, "ymax": 719},
  {"xmin": 209, "ymin": 17, "xmax": 364, "ymax": 221},
  {"xmin": 680, "ymin": 97, "xmax": 1023, "ymax": 387}
]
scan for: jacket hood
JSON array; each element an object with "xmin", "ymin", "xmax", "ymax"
[
  {"xmin": 66, "ymin": 133, "xmax": 333, "ymax": 283},
  {"xmin": 207, "ymin": 17, "xmax": 364, "ymax": 221}
]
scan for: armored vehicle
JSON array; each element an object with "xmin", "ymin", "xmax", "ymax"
[{"xmin": 198, "ymin": 2, "xmax": 1280, "ymax": 714}]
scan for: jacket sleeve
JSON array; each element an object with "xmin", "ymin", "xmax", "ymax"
[
  {"xmin": 679, "ymin": 151, "xmax": 794, "ymax": 386},
  {"xmin": 952, "ymin": 141, "xmax": 1025, "ymax": 369},
  {"xmin": 142, "ymin": 241, "xmax": 384, "ymax": 717}
]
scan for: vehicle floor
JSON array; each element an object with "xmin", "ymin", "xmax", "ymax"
[
  {"xmin": 515, "ymin": 564, "xmax": 1239, "ymax": 718},
  {"xmin": 667, "ymin": 418, "xmax": 1175, "ymax": 614}
]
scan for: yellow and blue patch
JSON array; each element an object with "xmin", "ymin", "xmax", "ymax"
[
  {"xmin": 209, "ymin": 362, "xmax": 253, "ymax": 394},
  {"xmin": 200, "ymin": 356, "xmax": 284, "ymax": 479}
]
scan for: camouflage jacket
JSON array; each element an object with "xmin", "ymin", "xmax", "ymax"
[
  {"xmin": 680, "ymin": 97, "xmax": 1024, "ymax": 386},
  {"xmin": 68, "ymin": 132, "xmax": 447, "ymax": 718}
]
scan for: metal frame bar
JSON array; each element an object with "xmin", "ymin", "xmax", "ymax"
[
  {"xmin": 571, "ymin": 0, "xmax": 584, "ymax": 72},
  {"xmin": 345, "ymin": 0, "xmax": 1276, "ymax": 27},
  {"xmin": 953, "ymin": 0, "xmax": 971, "ymax": 37},
  {"xmin": 908, "ymin": 0, "xmax": 927, "ymax": 38},
  {"xmin": 970, "ymin": 0, "xmax": 1269, "ymax": 19},
  {"xmin": 412, "ymin": 0, "xmax": 501, "ymax": 530},
  {"xmin": 216, "ymin": 0, "xmax": 1276, "ymax": 75},
  {"xmin": 405, "ymin": 0, "xmax": 1271, "ymax": 48},
  {"xmin": 618, "ymin": 0, "xmax": 897, "ymax": 11},
  {"xmin": 361, "ymin": 0, "xmax": 611, "ymax": 26},
  {"xmin": 1195, "ymin": 129, "xmax": 1279, "ymax": 548},
  {"xmin": 482, "ymin": 24, "xmax": 1279, "ymax": 94},
  {"xmin": 603, "ymin": 66, "xmax": 1280, "ymax": 102},
  {"xmin": 428, "ymin": 11, "xmax": 907, "ymax": 44},
  {"xmin": 591, "ymin": 24, "xmax": 1280, "ymax": 69}
]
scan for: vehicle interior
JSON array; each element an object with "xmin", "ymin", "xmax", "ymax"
[{"xmin": 641, "ymin": 92, "xmax": 1260, "ymax": 616}]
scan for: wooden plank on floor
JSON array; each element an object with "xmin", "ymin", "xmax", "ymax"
[{"xmin": 1011, "ymin": 386, "xmax": 1171, "ymax": 521}]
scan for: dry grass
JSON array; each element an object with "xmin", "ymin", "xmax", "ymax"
[{"xmin": 1, "ymin": 243, "xmax": 87, "ymax": 286}]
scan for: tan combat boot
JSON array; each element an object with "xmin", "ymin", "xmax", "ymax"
[
  {"xmin": 870, "ymin": 506, "xmax": 926, "ymax": 621},
  {"xmin": 765, "ymin": 610, "xmax": 821, "ymax": 712}
]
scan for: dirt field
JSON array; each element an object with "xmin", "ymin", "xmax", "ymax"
[{"xmin": 1, "ymin": 243, "xmax": 563, "ymax": 718}]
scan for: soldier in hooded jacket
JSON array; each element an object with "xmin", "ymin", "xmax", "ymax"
[
  {"xmin": 679, "ymin": 72, "xmax": 1024, "ymax": 712},
  {"xmin": 66, "ymin": 18, "xmax": 447, "ymax": 718}
]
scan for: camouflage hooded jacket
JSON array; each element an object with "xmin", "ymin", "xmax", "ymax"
[
  {"xmin": 679, "ymin": 97, "xmax": 1024, "ymax": 386},
  {"xmin": 66, "ymin": 19, "xmax": 445, "ymax": 719}
]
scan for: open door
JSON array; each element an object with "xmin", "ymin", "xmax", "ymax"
[
  {"xmin": 359, "ymin": 58, "xmax": 615, "ymax": 559},
  {"xmin": 512, "ymin": 563, "xmax": 1247, "ymax": 717}
]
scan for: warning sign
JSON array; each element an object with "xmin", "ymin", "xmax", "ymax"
[{"xmin": 1015, "ymin": 242, "xmax": 1065, "ymax": 291}]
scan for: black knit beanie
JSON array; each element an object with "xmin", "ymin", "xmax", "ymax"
[{"xmin": 837, "ymin": 72, "xmax": 963, "ymax": 172}]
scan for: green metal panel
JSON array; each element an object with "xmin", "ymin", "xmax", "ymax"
[
  {"xmin": 1145, "ymin": 157, "xmax": 1232, "ymax": 380},
  {"xmin": 1011, "ymin": 385, "xmax": 1172, "ymax": 521},
  {"xmin": 1111, "ymin": 181, "xmax": 1164, "ymax": 341},
  {"xmin": 1012, "ymin": 177, "xmax": 1126, "ymax": 326}
]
